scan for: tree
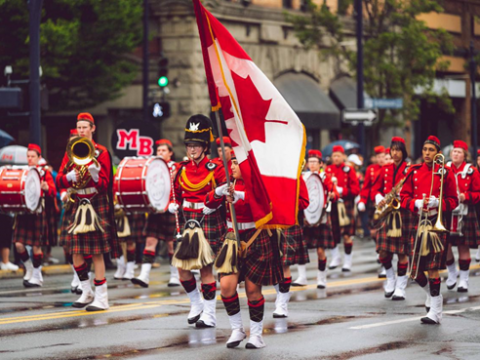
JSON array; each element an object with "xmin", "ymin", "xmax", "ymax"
[
  {"xmin": 287, "ymin": 0, "xmax": 454, "ymax": 142},
  {"xmin": 0, "ymin": 0, "xmax": 143, "ymax": 111}
]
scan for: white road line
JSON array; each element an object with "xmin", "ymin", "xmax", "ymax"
[{"xmin": 350, "ymin": 306, "xmax": 480, "ymax": 329}]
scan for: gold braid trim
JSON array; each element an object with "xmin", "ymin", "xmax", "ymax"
[{"xmin": 179, "ymin": 168, "xmax": 215, "ymax": 192}]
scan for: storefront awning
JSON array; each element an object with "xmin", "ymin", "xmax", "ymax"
[
  {"xmin": 329, "ymin": 76, "xmax": 358, "ymax": 109},
  {"xmin": 274, "ymin": 73, "xmax": 340, "ymax": 130}
]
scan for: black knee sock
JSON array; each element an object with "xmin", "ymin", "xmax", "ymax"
[
  {"xmin": 415, "ymin": 271, "xmax": 428, "ymax": 288},
  {"xmin": 94, "ymin": 278, "xmax": 106, "ymax": 286},
  {"xmin": 142, "ymin": 250, "xmax": 155, "ymax": 264},
  {"xmin": 74, "ymin": 262, "xmax": 89, "ymax": 281},
  {"xmin": 344, "ymin": 243, "xmax": 353, "ymax": 255},
  {"xmin": 429, "ymin": 277, "xmax": 441, "ymax": 297},
  {"xmin": 201, "ymin": 282, "xmax": 217, "ymax": 300},
  {"xmin": 126, "ymin": 249, "xmax": 136, "ymax": 262},
  {"xmin": 459, "ymin": 259, "xmax": 470, "ymax": 271},
  {"xmin": 84, "ymin": 255, "xmax": 93, "ymax": 271},
  {"xmin": 222, "ymin": 292, "xmax": 240, "ymax": 316},
  {"xmin": 248, "ymin": 297, "xmax": 265, "ymax": 323},
  {"xmin": 19, "ymin": 250, "xmax": 30, "ymax": 263},
  {"xmin": 180, "ymin": 277, "xmax": 196, "ymax": 293},
  {"xmin": 379, "ymin": 255, "xmax": 393, "ymax": 270},
  {"xmin": 32, "ymin": 253, "xmax": 43, "ymax": 268},
  {"xmin": 318, "ymin": 258, "xmax": 327, "ymax": 271},
  {"xmin": 279, "ymin": 277, "xmax": 291, "ymax": 293},
  {"xmin": 397, "ymin": 262, "xmax": 408, "ymax": 277}
]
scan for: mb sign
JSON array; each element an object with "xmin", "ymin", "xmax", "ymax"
[{"xmin": 111, "ymin": 120, "xmax": 159, "ymax": 158}]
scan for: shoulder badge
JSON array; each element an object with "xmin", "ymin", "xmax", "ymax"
[
  {"xmin": 467, "ymin": 166, "xmax": 474, "ymax": 175},
  {"xmin": 206, "ymin": 162, "xmax": 218, "ymax": 171},
  {"xmin": 343, "ymin": 166, "xmax": 351, "ymax": 173}
]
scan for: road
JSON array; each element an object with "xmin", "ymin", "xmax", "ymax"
[{"xmin": 1, "ymin": 240, "xmax": 479, "ymax": 360}]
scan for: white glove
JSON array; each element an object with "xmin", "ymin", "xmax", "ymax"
[
  {"xmin": 375, "ymin": 194, "xmax": 385, "ymax": 205},
  {"xmin": 357, "ymin": 202, "xmax": 366, "ymax": 212},
  {"xmin": 428, "ymin": 196, "xmax": 439, "ymax": 209},
  {"xmin": 414, "ymin": 199, "xmax": 424, "ymax": 210},
  {"xmin": 66, "ymin": 170, "xmax": 77, "ymax": 183},
  {"xmin": 337, "ymin": 186, "xmax": 343, "ymax": 195},
  {"xmin": 215, "ymin": 183, "xmax": 229, "ymax": 197},
  {"xmin": 88, "ymin": 163, "xmax": 101, "ymax": 183},
  {"xmin": 232, "ymin": 191, "xmax": 245, "ymax": 204},
  {"xmin": 202, "ymin": 206, "xmax": 215, "ymax": 215},
  {"xmin": 168, "ymin": 202, "xmax": 179, "ymax": 214},
  {"xmin": 61, "ymin": 191, "xmax": 67, "ymax": 202}
]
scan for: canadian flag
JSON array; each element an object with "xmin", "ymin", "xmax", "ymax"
[{"xmin": 193, "ymin": 0, "xmax": 306, "ymax": 226}]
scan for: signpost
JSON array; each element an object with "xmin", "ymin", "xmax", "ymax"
[
  {"xmin": 343, "ymin": 109, "xmax": 377, "ymax": 123},
  {"xmin": 364, "ymin": 98, "xmax": 403, "ymax": 109}
]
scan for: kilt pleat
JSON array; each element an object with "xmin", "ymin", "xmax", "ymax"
[
  {"xmin": 13, "ymin": 211, "xmax": 46, "ymax": 247},
  {"xmin": 143, "ymin": 212, "xmax": 177, "ymax": 242},
  {"xmin": 304, "ymin": 214, "xmax": 336, "ymax": 250},
  {"xmin": 120, "ymin": 213, "xmax": 146, "ymax": 244},
  {"xmin": 58, "ymin": 205, "xmax": 73, "ymax": 247},
  {"xmin": 449, "ymin": 206, "xmax": 480, "ymax": 248},
  {"xmin": 44, "ymin": 198, "xmax": 58, "ymax": 247},
  {"xmin": 180, "ymin": 209, "xmax": 225, "ymax": 255},
  {"xmin": 375, "ymin": 209, "xmax": 411, "ymax": 255},
  {"xmin": 281, "ymin": 225, "xmax": 309, "ymax": 266}
]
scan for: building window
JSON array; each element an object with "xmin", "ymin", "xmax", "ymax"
[{"xmin": 283, "ymin": 0, "xmax": 293, "ymax": 9}]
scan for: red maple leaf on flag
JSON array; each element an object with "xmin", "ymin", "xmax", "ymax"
[{"xmin": 231, "ymin": 71, "xmax": 288, "ymax": 144}]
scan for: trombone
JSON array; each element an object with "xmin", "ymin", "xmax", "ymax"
[{"xmin": 409, "ymin": 153, "xmax": 448, "ymax": 279}]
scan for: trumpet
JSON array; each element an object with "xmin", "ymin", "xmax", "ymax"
[
  {"xmin": 66, "ymin": 136, "xmax": 99, "ymax": 189},
  {"xmin": 409, "ymin": 153, "xmax": 447, "ymax": 278}
]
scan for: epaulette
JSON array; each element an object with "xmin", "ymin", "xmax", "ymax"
[
  {"xmin": 206, "ymin": 161, "xmax": 218, "ymax": 171},
  {"xmin": 343, "ymin": 165, "xmax": 352, "ymax": 173}
]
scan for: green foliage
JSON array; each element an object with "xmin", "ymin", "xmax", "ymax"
[
  {"xmin": 0, "ymin": 0, "xmax": 143, "ymax": 111},
  {"xmin": 287, "ymin": 0, "xmax": 454, "ymax": 133}
]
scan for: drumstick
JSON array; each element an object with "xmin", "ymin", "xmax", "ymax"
[{"xmin": 169, "ymin": 164, "xmax": 181, "ymax": 238}]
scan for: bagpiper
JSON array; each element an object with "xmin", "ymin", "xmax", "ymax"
[
  {"xmin": 326, "ymin": 145, "xmax": 360, "ymax": 271},
  {"xmin": 169, "ymin": 114, "xmax": 226, "ymax": 328},
  {"xmin": 400, "ymin": 135, "xmax": 458, "ymax": 324},
  {"xmin": 13, "ymin": 144, "xmax": 56, "ymax": 287},
  {"xmin": 131, "ymin": 139, "xmax": 180, "ymax": 287},
  {"xmin": 444, "ymin": 140, "xmax": 480, "ymax": 292},
  {"xmin": 56, "ymin": 112, "xmax": 120, "ymax": 311},
  {"xmin": 297, "ymin": 150, "xmax": 338, "ymax": 289},
  {"xmin": 371, "ymin": 137, "xmax": 411, "ymax": 300},
  {"xmin": 205, "ymin": 151, "xmax": 283, "ymax": 349}
]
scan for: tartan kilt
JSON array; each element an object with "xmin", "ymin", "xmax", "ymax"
[
  {"xmin": 44, "ymin": 198, "xmax": 58, "ymax": 247},
  {"xmin": 66, "ymin": 193, "xmax": 121, "ymax": 258},
  {"xmin": 122, "ymin": 213, "xmax": 146, "ymax": 244},
  {"xmin": 449, "ymin": 206, "xmax": 480, "ymax": 248},
  {"xmin": 330, "ymin": 204, "xmax": 341, "ymax": 244},
  {"xmin": 143, "ymin": 212, "xmax": 177, "ymax": 242},
  {"xmin": 13, "ymin": 211, "xmax": 46, "ymax": 247},
  {"xmin": 304, "ymin": 214, "xmax": 336, "ymax": 250},
  {"xmin": 58, "ymin": 205, "xmax": 74, "ymax": 247},
  {"xmin": 409, "ymin": 213, "xmax": 448, "ymax": 274},
  {"xmin": 180, "ymin": 209, "xmax": 225, "ymax": 254},
  {"xmin": 375, "ymin": 209, "xmax": 411, "ymax": 255},
  {"xmin": 281, "ymin": 225, "xmax": 309, "ymax": 266},
  {"xmin": 220, "ymin": 229, "xmax": 283, "ymax": 286},
  {"xmin": 341, "ymin": 199, "xmax": 356, "ymax": 236}
]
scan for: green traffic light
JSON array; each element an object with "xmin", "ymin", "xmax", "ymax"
[{"xmin": 158, "ymin": 76, "xmax": 169, "ymax": 87}]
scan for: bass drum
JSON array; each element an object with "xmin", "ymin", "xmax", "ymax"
[
  {"xmin": 115, "ymin": 157, "xmax": 171, "ymax": 213},
  {"xmin": 302, "ymin": 172, "xmax": 326, "ymax": 226},
  {"xmin": 0, "ymin": 166, "xmax": 42, "ymax": 213}
]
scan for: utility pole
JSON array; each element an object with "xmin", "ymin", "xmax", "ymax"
[
  {"xmin": 142, "ymin": 0, "xmax": 149, "ymax": 122},
  {"xmin": 355, "ymin": 0, "xmax": 365, "ymax": 156},
  {"xmin": 470, "ymin": 41, "xmax": 478, "ymax": 158},
  {"xmin": 28, "ymin": 0, "xmax": 42, "ymax": 146}
]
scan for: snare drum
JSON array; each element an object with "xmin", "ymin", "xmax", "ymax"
[
  {"xmin": 0, "ymin": 166, "xmax": 42, "ymax": 213},
  {"xmin": 115, "ymin": 157, "xmax": 171, "ymax": 213},
  {"xmin": 303, "ymin": 172, "xmax": 327, "ymax": 226}
]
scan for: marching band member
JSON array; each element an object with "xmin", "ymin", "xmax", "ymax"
[
  {"xmin": 205, "ymin": 151, "xmax": 282, "ymax": 349},
  {"xmin": 384, "ymin": 147, "xmax": 393, "ymax": 164},
  {"xmin": 326, "ymin": 145, "xmax": 360, "ymax": 272},
  {"xmin": 57, "ymin": 112, "xmax": 120, "ymax": 311},
  {"xmin": 371, "ymin": 137, "xmax": 410, "ymax": 300},
  {"xmin": 169, "ymin": 114, "xmax": 226, "ymax": 328},
  {"xmin": 131, "ymin": 139, "xmax": 180, "ymax": 287},
  {"xmin": 13, "ymin": 144, "xmax": 56, "ymax": 287},
  {"xmin": 357, "ymin": 146, "xmax": 385, "ymax": 217},
  {"xmin": 214, "ymin": 136, "xmax": 233, "ymax": 176},
  {"xmin": 400, "ymin": 135, "xmax": 458, "ymax": 324},
  {"xmin": 444, "ymin": 140, "xmax": 480, "ymax": 292},
  {"xmin": 297, "ymin": 150, "xmax": 337, "ymax": 289}
]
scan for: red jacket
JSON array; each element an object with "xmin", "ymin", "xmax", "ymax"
[
  {"xmin": 358, "ymin": 163, "xmax": 381, "ymax": 205},
  {"xmin": 449, "ymin": 161, "xmax": 480, "ymax": 205},
  {"xmin": 172, "ymin": 156, "xmax": 226, "ymax": 211},
  {"xmin": 326, "ymin": 163, "xmax": 360, "ymax": 200},
  {"xmin": 371, "ymin": 161, "xmax": 408, "ymax": 200},
  {"xmin": 56, "ymin": 141, "xmax": 111, "ymax": 194},
  {"xmin": 39, "ymin": 166, "xmax": 57, "ymax": 199},
  {"xmin": 298, "ymin": 176, "xmax": 309, "ymax": 211},
  {"xmin": 400, "ymin": 162, "xmax": 458, "ymax": 213}
]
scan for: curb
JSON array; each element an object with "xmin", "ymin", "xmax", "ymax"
[{"xmin": 0, "ymin": 264, "xmax": 72, "ymax": 279}]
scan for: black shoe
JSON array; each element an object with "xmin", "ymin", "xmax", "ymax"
[
  {"xmin": 392, "ymin": 295, "xmax": 405, "ymax": 301},
  {"xmin": 187, "ymin": 313, "xmax": 202, "ymax": 324},
  {"xmin": 72, "ymin": 301, "xmax": 90, "ymax": 308},
  {"xmin": 446, "ymin": 282, "xmax": 456, "ymax": 290},
  {"xmin": 384, "ymin": 291, "xmax": 394, "ymax": 298},
  {"xmin": 420, "ymin": 316, "xmax": 438, "ymax": 325},
  {"xmin": 227, "ymin": 341, "xmax": 242, "ymax": 349},
  {"xmin": 195, "ymin": 320, "xmax": 214, "ymax": 328},
  {"xmin": 272, "ymin": 313, "xmax": 287, "ymax": 319},
  {"xmin": 317, "ymin": 284, "xmax": 326, "ymax": 289},
  {"xmin": 131, "ymin": 278, "xmax": 149, "ymax": 288},
  {"xmin": 23, "ymin": 280, "xmax": 40, "ymax": 288},
  {"xmin": 70, "ymin": 286, "xmax": 78, "ymax": 293},
  {"xmin": 457, "ymin": 287, "xmax": 468, "ymax": 293}
]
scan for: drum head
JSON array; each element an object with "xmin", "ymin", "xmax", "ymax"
[
  {"xmin": 145, "ymin": 158, "xmax": 171, "ymax": 212},
  {"xmin": 25, "ymin": 168, "xmax": 41, "ymax": 212},
  {"xmin": 303, "ymin": 172, "xmax": 326, "ymax": 226}
]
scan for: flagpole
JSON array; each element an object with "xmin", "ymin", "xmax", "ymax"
[{"xmin": 213, "ymin": 111, "xmax": 241, "ymax": 248}]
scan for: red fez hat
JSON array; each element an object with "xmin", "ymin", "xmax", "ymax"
[
  {"xmin": 28, "ymin": 143, "xmax": 41, "ymax": 155},
  {"xmin": 332, "ymin": 145, "xmax": 345, "ymax": 154},
  {"xmin": 391, "ymin": 136, "xmax": 405, "ymax": 144},
  {"xmin": 70, "ymin": 129, "xmax": 78, "ymax": 136},
  {"xmin": 385, "ymin": 147, "xmax": 390, "ymax": 154},
  {"xmin": 156, "ymin": 139, "xmax": 173, "ymax": 148},
  {"xmin": 230, "ymin": 149, "xmax": 236, "ymax": 160},
  {"xmin": 425, "ymin": 135, "xmax": 440, "ymax": 150},
  {"xmin": 453, "ymin": 140, "xmax": 468, "ymax": 152},
  {"xmin": 77, "ymin": 112, "xmax": 94, "ymax": 124},
  {"xmin": 374, "ymin": 146, "xmax": 385, "ymax": 154},
  {"xmin": 477, "ymin": 149, "xmax": 480, "ymax": 156},
  {"xmin": 308, "ymin": 149, "xmax": 323, "ymax": 160},
  {"xmin": 215, "ymin": 136, "xmax": 232, "ymax": 147}
]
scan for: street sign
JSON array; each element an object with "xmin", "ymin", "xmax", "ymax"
[
  {"xmin": 364, "ymin": 98, "xmax": 403, "ymax": 109},
  {"xmin": 342, "ymin": 109, "xmax": 377, "ymax": 123}
]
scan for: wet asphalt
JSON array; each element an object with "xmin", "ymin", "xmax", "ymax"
[{"xmin": 0, "ymin": 240, "xmax": 479, "ymax": 360}]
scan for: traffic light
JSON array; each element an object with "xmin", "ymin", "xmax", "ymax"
[{"xmin": 158, "ymin": 56, "xmax": 169, "ymax": 88}]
